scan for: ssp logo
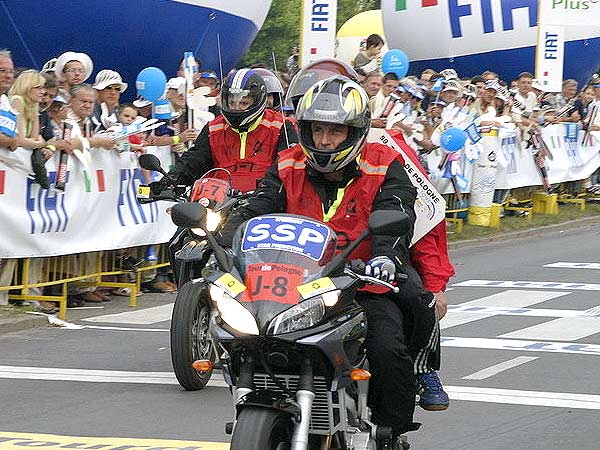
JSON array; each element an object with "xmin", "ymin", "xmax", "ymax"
[{"xmin": 241, "ymin": 215, "xmax": 331, "ymax": 261}]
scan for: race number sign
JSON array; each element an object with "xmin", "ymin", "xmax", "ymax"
[
  {"xmin": 241, "ymin": 215, "xmax": 331, "ymax": 261},
  {"xmin": 241, "ymin": 263, "xmax": 304, "ymax": 304}
]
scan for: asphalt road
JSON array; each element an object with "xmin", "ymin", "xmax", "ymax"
[{"xmin": 1, "ymin": 223, "xmax": 599, "ymax": 450}]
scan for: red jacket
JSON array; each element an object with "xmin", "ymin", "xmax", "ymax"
[
  {"xmin": 208, "ymin": 109, "xmax": 284, "ymax": 192},
  {"xmin": 278, "ymin": 142, "xmax": 402, "ymax": 262},
  {"xmin": 387, "ymin": 130, "xmax": 455, "ymax": 292}
]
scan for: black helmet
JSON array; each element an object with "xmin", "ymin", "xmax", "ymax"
[
  {"xmin": 296, "ymin": 75, "xmax": 370, "ymax": 174},
  {"xmin": 252, "ymin": 68, "xmax": 284, "ymax": 112},
  {"xmin": 221, "ymin": 68, "xmax": 267, "ymax": 130},
  {"xmin": 285, "ymin": 58, "xmax": 359, "ymax": 111}
]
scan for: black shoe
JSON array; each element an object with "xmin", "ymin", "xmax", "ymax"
[{"xmin": 31, "ymin": 149, "xmax": 50, "ymax": 189}]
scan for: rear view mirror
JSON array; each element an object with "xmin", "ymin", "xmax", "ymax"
[
  {"xmin": 171, "ymin": 203, "xmax": 207, "ymax": 229},
  {"xmin": 138, "ymin": 154, "xmax": 163, "ymax": 172},
  {"xmin": 368, "ymin": 210, "xmax": 410, "ymax": 236}
]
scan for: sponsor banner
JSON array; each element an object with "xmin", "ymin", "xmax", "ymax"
[
  {"xmin": 299, "ymin": 0, "xmax": 337, "ymax": 66},
  {"xmin": 535, "ymin": 24, "xmax": 565, "ymax": 93},
  {"xmin": 0, "ymin": 146, "xmax": 177, "ymax": 258},
  {"xmin": 369, "ymin": 129, "xmax": 446, "ymax": 244},
  {"xmin": 424, "ymin": 124, "xmax": 600, "ymax": 194},
  {"xmin": 539, "ymin": 0, "xmax": 600, "ymax": 27}
]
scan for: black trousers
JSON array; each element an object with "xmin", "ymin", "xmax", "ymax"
[{"xmin": 358, "ymin": 293, "xmax": 416, "ymax": 433}]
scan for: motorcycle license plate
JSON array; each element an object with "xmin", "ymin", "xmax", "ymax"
[
  {"xmin": 191, "ymin": 178, "xmax": 229, "ymax": 203},
  {"xmin": 240, "ymin": 263, "xmax": 304, "ymax": 304}
]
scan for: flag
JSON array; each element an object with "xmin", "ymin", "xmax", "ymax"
[{"xmin": 0, "ymin": 170, "xmax": 5, "ymax": 194}]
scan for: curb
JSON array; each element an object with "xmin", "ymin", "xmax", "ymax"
[
  {"xmin": 0, "ymin": 313, "xmax": 49, "ymax": 336},
  {"xmin": 448, "ymin": 215, "xmax": 600, "ymax": 251}
]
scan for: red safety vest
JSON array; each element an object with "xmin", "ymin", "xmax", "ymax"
[
  {"xmin": 277, "ymin": 142, "xmax": 402, "ymax": 261},
  {"xmin": 208, "ymin": 109, "xmax": 284, "ymax": 193}
]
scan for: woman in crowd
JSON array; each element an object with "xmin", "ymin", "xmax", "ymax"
[
  {"xmin": 352, "ymin": 33, "xmax": 384, "ymax": 77},
  {"xmin": 54, "ymin": 51, "xmax": 93, "ymax": 100},
  {"xmin": 8, "ymin": 70, "xmax": 46, "ymax": 150}
]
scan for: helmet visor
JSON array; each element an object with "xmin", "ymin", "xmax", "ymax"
[
  {"xmin": 296, "ymin": 90, "xmax": 370, "ymax": 130},
  {"xmin": 225, "ymin": 89, "xmax": 255, "ymax": 111}
]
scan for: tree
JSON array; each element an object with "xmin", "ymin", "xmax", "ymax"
[{"xmin": 241, "ymin": 0, "xmax": 380, "ymax": 72}]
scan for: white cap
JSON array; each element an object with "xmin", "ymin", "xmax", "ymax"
[
  {"xmin": 41, "ymin": 58, "xmax": 57, "ymax": 74},
  {"xmin": 166, "ymin": 77, "xmax": 186, "ymax": 96},
  {"xmin": 93, "ymin": 69, "xmax": 128, "ymax": 92},
  {"xmin": 55, "ymin": 51, "xmax": 93, "ymax": 82}
]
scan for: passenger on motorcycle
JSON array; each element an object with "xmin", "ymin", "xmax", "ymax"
[
  {"xmin": 285, "ymin": 58, "xmax": 453, "ymax": 412},
  {"xmin": 219, "ymin": 76, "xmax": 432, "ymax": 440},
  {"xmin": 150, "ymin": 68, "xmax": 298, "ymax": 195}
]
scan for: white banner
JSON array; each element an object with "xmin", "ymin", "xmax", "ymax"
[
  {"xmin": 539, "ymin": 0, "xmax": 600, "ymax": 27},
  {"xmin": 299, "ymin": 0, "xmax": 337, "ymax": 66},
  {"xmin": 426, "ymin": 124, "xmax": 600, "ymax": 195},
  {"xmin": 0, "ymin": 146, "xmax": 177, "ymax": 258},
  {"xmin": 369, "ymin": 129, "xmax": 446, "ymax": 245},
  {"xmin": 535, "ymin": 24, "xmax": 565, "ymax": 93}
]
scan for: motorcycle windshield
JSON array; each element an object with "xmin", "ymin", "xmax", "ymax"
[{"xmin": 231, "ymin": 214, "xmax": 337, "ymax": 332}]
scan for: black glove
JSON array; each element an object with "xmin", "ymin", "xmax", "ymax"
[{"xmin": 149, "ymin": 179, "xmax": 168, "ymax": 196}]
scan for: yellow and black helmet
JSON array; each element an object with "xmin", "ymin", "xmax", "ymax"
[{"xmin": 296, "ymin": 75, "xmax": 371, "ymax": 173}]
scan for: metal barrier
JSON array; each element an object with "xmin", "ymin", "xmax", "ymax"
[
  {"xmin": 444, "ymin": 193, "xmax": 469, "ymax": 233},
  {"xmin": 0, "ymin": 244, "xmax": 170, "ymax": 320}
]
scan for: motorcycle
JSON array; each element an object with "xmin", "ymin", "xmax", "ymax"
[
  {"xmin": 169, "ymin": 201, "xmax": 413, "ymax": 450},
  {"xmin": 137, "ymin": 154, "xmax": 246, "ymax": 391}
]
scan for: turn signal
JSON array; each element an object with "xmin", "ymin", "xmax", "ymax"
[
  {"xmin": 350, "ymin": 368, "xmax": 371, "ymax": 381},
  {"xmin": 192, "ymin": 359, "xmax": 213, "ymax": 372}
]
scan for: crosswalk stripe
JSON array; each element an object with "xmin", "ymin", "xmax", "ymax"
[
  {"xmin": 462, "ymin": 356, "xmax": 539, "ymax": 380},
  {"xmin": 544, "ymin": 262, "xmax": 600, "ymax": 270},
  {"xmin": 499, "ymin": 316, "xmax": 600, "ymax": 341},
  {"xmin": 442, "ymin": 290, "xmax": 570, "ymax": 329},
  {"xmin": 452, "ymin": 280, "xmax": 600, "ymax": 291},
  {"xmin": 81, "ymin": 303, "xmax": 174, "ymax": 324},
  {"xmin": 447, "ymin": 304, "xmax": 600, "ymax": 319},
  {"xmin": 0, "ymin": 365, "xmax": 228, "ymax": 388},
  {"xmin": 442, "ymin": 336, "xmax": 600, "ymax": 356}
]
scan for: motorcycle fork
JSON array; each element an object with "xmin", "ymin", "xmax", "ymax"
[
  {"xmin": 291, "ymin": 358, "xmax": 315, "ymax": 450},
  {"xmin": 233, "ymin": 354, "xmax": 254, "ymax": 405}
]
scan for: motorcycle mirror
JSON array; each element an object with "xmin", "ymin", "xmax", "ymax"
[
  {"xmin": 138, "ymin": 154, "xmax": 164, "ymax": 173},
  {"xmin": 368, "ymin": 210, "xmax": 410, "ymax": 237},
  {"xmin": 171, "ymin": 203, "xmax": 207, "ymax": 228}
]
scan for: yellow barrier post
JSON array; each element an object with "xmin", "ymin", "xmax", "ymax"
[{"xmin": 532, "ymin": 192, "xmax": 559, "ymax": 214}]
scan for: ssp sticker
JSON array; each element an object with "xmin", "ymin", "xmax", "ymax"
[
  {"xmin": 241, "ymin": 215, "xmax": 331, "ymax": 261},
  {"xmin": 240, "ymin": 263, "xmax": 304, "ymax": 304}
]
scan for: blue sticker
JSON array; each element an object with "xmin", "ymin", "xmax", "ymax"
[
  {"xmin": 0, "ymin": 108, "xmax": 17, "ymax": 138},
  {"xmin": 241, "ymin": 216, "xmax": 331, "ymax": 261}
]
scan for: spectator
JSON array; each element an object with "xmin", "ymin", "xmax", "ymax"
[
  {"xmin": 481, "ymin": 70, "xmax": 499, "ymax": 81},
  {"xmin": 196, "ymin": 70, "xmax": 222, "ymax": 113},
  {"xmin": 572, "ymin": 85, "xmax": 595, "ymax": 122},
  {"xmin": 92, "ymin": 69, "xmax": 128, "ymax": 128},
  {"xmin": 514, "ymin": 71, "xmax": 538, "ymax": 114},
  {"xmin": 8, "ymin": 70, "xmax": 46, "ymax": 150},
  {"xmin": 45, "ymin": 95, "xmax": 69, "ymax": 140},
  {"xmin": 440, "ymin": 79, "xmax": 462, "ymax": 107},
  {"xmin": 353, "ymin": 33, "xmax": 384, "ymax": 77},
  {"xmin": 362, "ymin": 72, "xmax": 383, "ymax": 99},
  {"xmin": 177, "ymin": 54, "xmax": 201, "ymax": 81},
  {"xmin": 286, "ymin": 46, "xmax": 299, "ymax": 78},
  {"xmin": 0, "ymin": 49, "xmax": 15, "ymax": 96},
  {"xmin": 68, "ymin": 84, "xmax": 115, "ymax": 150},
  {"xmin": 55, "ymin": 51, "xmax": 93, "ymax": 99},
  {"xmin": 372, "ymin": 72, "xmax": 399, "ymax": 116},
  {"xmin": 550, "ymin": 79, "xmax": 578, "ymax": 110},
  {"xmin": 39, "ymin": 73, "xmax": 59, "ymax": 141}
]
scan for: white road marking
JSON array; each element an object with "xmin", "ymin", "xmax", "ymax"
[
  {"xmin": 1, "ymin": 365, "xmax": 598, "ymax": 410},
  {"xmin": 0, "ymin": 365, "xmax": 228, "ymax": 388},
  {"xmin": 81, "ymin": 303, "xmax": 174, "ymax": 324},
  {"xmin": 446, "ymin": 386, "xmax": 600, "ymax": 410},
  {"xmin": 500, "ymin": 316, "xmax": 600, "ymax": 341},
  {"xmin": 442, "ymin": 336, "xmax": 600, "ymax": 356},
  {"xmin": 442, "ymin": 290, "xmax": 570, "ymax": 329},
  {"xmin": 544, "ymin": 262, "xmax": 600, "ymax": 270},
  {"xmin": 452, "ymin": 280, "xmax": 600, "ymax": 291},
  {"xmin": 447, "ymin": 304, "xmax": 600, "ymax": 319},
  {"xmin": 462, "ymin": 356, "xmax": 539, "ymax": 380},
  {"xmin": 78, "ymin": 325, "xmax": 169, "ymax": 332}
]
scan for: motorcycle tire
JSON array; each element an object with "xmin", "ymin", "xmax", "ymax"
[
  {"xmin": 170, "ymin": 281, "xmax": 215, "ymax": 391},
  {"xmin": 230, "ymin": 408, "xmax": 293, "ymax": 450}
]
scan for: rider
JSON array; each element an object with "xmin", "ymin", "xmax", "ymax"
[
  {"xmin": 285, "ymin": 59, "xmax": 453, "ymax": 411},
  {"xmin": 150, "ymin": 68, "xmax": 297, "ymax": 195},
  {"xmin": 219, "ymin": 76, "xmax": 432, "ymax": 444}
]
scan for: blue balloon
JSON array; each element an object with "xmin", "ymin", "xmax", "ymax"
[
  {"xmin": 136, "ymin": 67, "xmax": 167, "ymax": 102},
  {"xmin": 381, "ymin": 49, "xmax": 410, "ymax": 78},
  {"xmin": 440, "ymin": 127, "xmax": 467, "ymax": 152}
]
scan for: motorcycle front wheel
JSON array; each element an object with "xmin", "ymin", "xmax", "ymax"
[
  {"xmin": 230, "ymin": 408, "xmax": 293, "ymax": 450},
  {"xmin": 170, "ymin": 281, "xmax": 214, "ymax": 391}
]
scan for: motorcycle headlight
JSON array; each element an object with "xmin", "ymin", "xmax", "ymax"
[
  {"xmin": 192, "ymin": 210, "xmax": 222, "ymax": 236},
  {"xmin": 267, "ymin": 290, "xmax": 340, "ymax": 335},
  {"xmin": 209, "ymin": 284, "xmax": 259, "ymax": 335}
]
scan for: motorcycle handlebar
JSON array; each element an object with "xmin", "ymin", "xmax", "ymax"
[{"xmin": 344, "ymin": 266, "xmax": 401, "ymax": 293}]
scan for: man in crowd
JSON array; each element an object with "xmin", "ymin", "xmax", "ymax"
[
  {"xmin": 92, "ymin": 69, "xmax": 128, "ymax": 129},
  {"xmin": 0, "ymin": 49, "xmax": 15, "ymax": 96},
  {"xmin": 68, "ymin": 84, "xmax": 115, "ymax": 150},
  {"xmin": 362, "ymin": 72, "xmax": 383, "ymax": 100}
]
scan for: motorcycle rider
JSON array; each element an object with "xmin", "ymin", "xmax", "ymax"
[
  {"xmin": 219, "ymin": 76, "xmax": 434, "ymax": 445},
  {"xmin": 285, "ymin": 59, "xmax": 453, "ymax": 411},
  {"xmin": 150, "ymin": 68, "xmax": 298, "ymax": 195}
]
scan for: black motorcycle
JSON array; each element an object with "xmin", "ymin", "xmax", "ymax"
[
  {"xmin": 137, "ymin": 154, "xmax": 246, "ymax": 391},
  {"xmin": 170, "ymin": 201, "xmax": 412, "ymax": 450}
]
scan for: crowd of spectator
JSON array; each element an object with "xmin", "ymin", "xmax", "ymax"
[{"xmin": 1, "ymin": 39, "xmax": 600, "ymax": 312}]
